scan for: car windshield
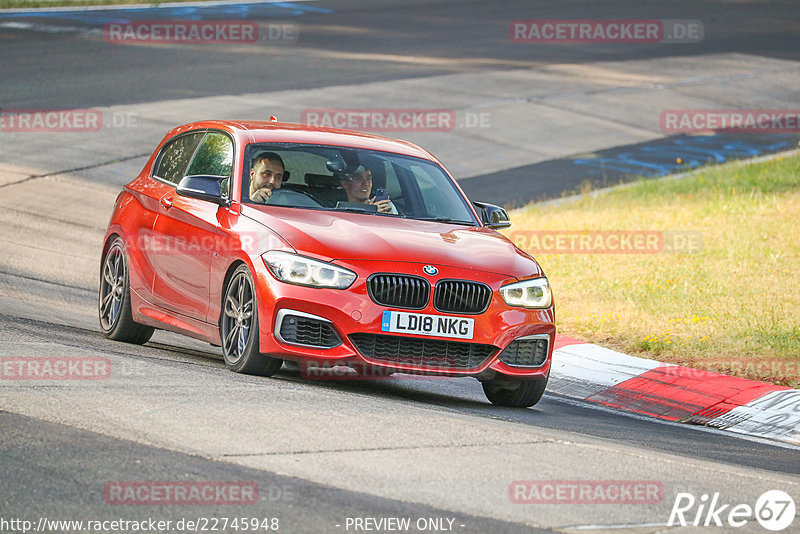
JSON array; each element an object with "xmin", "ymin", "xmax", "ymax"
[{"xmin": 242, "ymin": 144, "xmax": 479, "ymax": 225}]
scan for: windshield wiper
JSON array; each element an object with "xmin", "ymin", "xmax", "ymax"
[
  {"xmin": 414, "ymin": 217, "xmax": 477, "ymax": 226},
  {"xmin": 336, "ymin": 206, "xmax": 373, "ymax": 213},
  {"xmin": 334, "ymin": 201, "xmax": 378, "ymax": 214}
]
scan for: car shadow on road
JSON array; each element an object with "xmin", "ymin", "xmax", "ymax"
[{"xmin": 273, "ymin": 366, "xmax": 552, "ymax": 416}]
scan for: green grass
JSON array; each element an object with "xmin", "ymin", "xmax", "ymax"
[{"xmin": 504, "ymin": 152, "xmax": 800, "ymax": 387}]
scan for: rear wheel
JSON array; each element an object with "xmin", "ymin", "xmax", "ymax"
[
  {"xmin": 220, "ymin": 265, "xmax": 282, "ymax": 376},
  {"xmin": 482, "ymin": 373, "xmax": 549, "ymax": 408},
  {"xmin": 98, "ymin": 237, "xmax": 154, "ymax": 344}
]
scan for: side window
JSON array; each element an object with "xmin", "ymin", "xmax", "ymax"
[
  {"xmin": 186, "ymin": 132, "xmax": 234, "ymax": 178},
  {"xmin": 153, "ymin": 132, "xmax": 205, "ymax": 184}
]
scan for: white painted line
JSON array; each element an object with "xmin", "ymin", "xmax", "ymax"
[
  {"xmin": 550, "ymin": 394, "xmax": 800, "ymax": 451},
  {"xmin": 549, "ymin": 343, "xmax": 664, "ymax": 394},
  {"xmin": 707, "ymin": 390, "xmax": 800, "ymax": 445},
  {"xmin": 0, "ymin": 21, "xmax": 101, "ymax": 33},
  {"xmin": 548, "ymin": 340, "xmax": 800, "ymax": 446},
  {"xmin": 0, "ymin": 0, "xmax": 318, "ymax": 14},
  {"xmin": 564, "ymin": 523, "xmax": 670, "ymax": 531}
]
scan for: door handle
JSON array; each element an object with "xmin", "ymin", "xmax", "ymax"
[{"xmin": 160, "ymin": 196, "xmax": 173, "ymax": 209}]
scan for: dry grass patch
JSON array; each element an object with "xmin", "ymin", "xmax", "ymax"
[{"xmin": 504, "ymin": 153, "xmax": 800, "ymax": 387}]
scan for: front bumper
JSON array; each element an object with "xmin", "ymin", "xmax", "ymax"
[{"xmin": 254, "ymin": 259, "xmax": 555, "ymax": 378}]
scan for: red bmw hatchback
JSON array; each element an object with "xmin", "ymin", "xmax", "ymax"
[{"xmin": 100, "ymin": 120, "xmax": 555, "ymax": 407}]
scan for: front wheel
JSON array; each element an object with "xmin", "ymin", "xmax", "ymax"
[
  {"xmin": 482, "ymin": 373, "xmax": 549, "ymax": 408},
  {"xmin": 220, "ymin": 265, "xmax": 282, "ymax": 376},
  {"xmin": 99, "ymin": 237, "xmax": 154, "ymax": 344}
]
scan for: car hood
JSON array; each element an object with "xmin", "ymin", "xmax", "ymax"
[{"xmin": 242, "ymin": 205, "xmax": 542, "ymax": 278}]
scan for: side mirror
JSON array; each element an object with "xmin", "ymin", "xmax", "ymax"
[
  {"xmin": 473, "ymin": 201, "xmax": 511, "ymax": 229},
  {"xmin": 177, "ymin": 175, "xmax": 229, "ymax": 206}
]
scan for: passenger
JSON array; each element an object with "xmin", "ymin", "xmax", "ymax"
[
  {"xmin": 249, "ymin": 152, "xmax": 285, "ymax": 202},
  {"xmin": 339, "ymin": 164, "xmax": 397, "ymax": 214}
]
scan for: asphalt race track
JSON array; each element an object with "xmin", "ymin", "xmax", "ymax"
[{"xmin": 1, "ymin": 1, "xmax": 799, "ymax": 533}]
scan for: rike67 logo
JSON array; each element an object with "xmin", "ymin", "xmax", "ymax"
[{"xmin": 669, "ymin": 490, "xmax": 795, "ymax": 531}]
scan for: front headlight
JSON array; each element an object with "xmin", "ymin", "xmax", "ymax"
[
  {"xmin": 262, "ymin": 251, "xmax": 356, "ymax": 289},
  {"xmin": 500, "ymin": 277, "xmax": 552, "ymax": 309}
]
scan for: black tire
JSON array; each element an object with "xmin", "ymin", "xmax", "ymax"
[
  {"xmin": 98, "ymin": 237, "xmax": 154, "ymax": 344},
  {"xmin": 482, "ymin": 373, "xmax": 549, "ymax": 408},
  {"xmin": 220, "ymin": 264, "xmax": 282, "ymax": 376}
]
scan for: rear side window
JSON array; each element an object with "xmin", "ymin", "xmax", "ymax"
[
  {"xmin": 153, "ymin": 132, "xmax": 204, "ymax": 184},
  {"xmin": 186, "ymin": 132, "xmax": 234, "ymax": 178}
]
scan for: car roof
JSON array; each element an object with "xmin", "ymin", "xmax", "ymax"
[{"xmin": 177, "ymin": 120, "xmax": 438, "ymax": 161}]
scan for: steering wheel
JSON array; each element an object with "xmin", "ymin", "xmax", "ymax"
[{"xmin": 268, "ymin": 188, "xmax": 322, "ymax": 208}]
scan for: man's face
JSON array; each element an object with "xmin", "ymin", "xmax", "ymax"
[
  {"xmin": 341, "ymin": 169, "xmax": 372, "ymax": 203},
  {"xmin": 250, "ymin": 158, "xmax": 284, "ymax": 192}
]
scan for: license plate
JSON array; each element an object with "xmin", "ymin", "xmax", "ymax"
[{"xmin": 381, "ymin": 311, "xmax": 474, "ymax": 340}]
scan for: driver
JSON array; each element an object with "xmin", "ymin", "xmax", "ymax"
[
  {"xmin": 339, "ymin": 164, "xmax": 397, "ymax": 214},
  {"xmin": 249, "ymin": 152, "xmax": 285, "ymax": 203}
]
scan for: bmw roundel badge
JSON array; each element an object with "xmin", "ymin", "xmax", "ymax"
[{"xmin": 423, "ymin": 265, "xmax": 438, "ymax": 276}]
